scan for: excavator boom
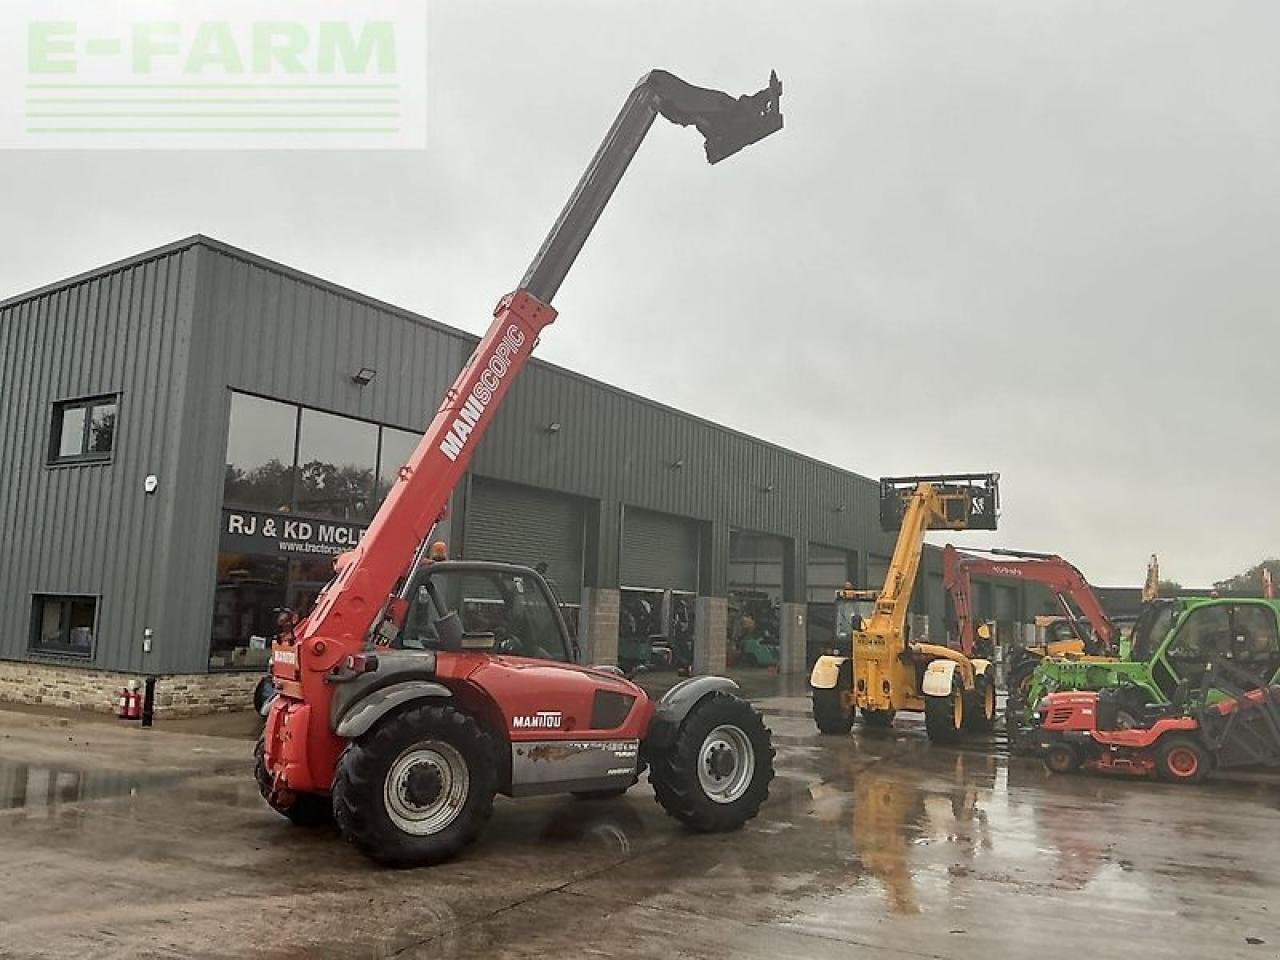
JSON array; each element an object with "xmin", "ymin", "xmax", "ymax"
[{"xmin": 942, "ymin": 545, "xmax": 1117, "ymax": 655}]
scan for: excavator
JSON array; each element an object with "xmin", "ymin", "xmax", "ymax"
[
  {"xmin": 257, "ymin": 69, "xmax": 784, "ymax": 866},
  {"xmin": 942, "ymin": 545, "xmax": 1118, "ymax": 720},
  {"xmin": 810, "ymin": 474, "xmax": 1001, "ymax": 743}
]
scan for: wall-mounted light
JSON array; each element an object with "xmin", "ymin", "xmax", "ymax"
[
  {"xmin": 351, "ymin": 366, "xmax": 377, "ymax": 386},
  {"xmin": 760, "ymin": 482, "xmax": 775, "ymax": 494},
  {"xmin": 545, "ymin": 421, "xmax": 562, "ymax": 434},
  {"xmin": 668, "ymin": 458, "xmax": 685, "ymax": 470}
]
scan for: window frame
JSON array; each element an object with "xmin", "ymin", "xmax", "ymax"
[
  {"xmin": 47, "ymin": 394, "xmax": 119, "ymax": 466},
  {"xmin": 222, "ymin": 389, "xmax": 422, "ymax": 522},
  {"xmin": 29, "ymin": 593, "xmax": 99, "ymax": 660}
]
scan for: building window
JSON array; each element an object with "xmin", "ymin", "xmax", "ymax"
[
  {"xmin": 376, "ymin": 427, "xmax": 422, "ymax": 503},
  {"xmin": 30, "ymin": 595, "xmax": 97, "ymax": 657},
  {"xmin": 296, "ymin": 408, "xmax": 378, "ymax": 521},
  {"xmin": 49, "ymin": 396, "xmax": 117, "ymax": 463},
  {"xmin": 223, "ymin": 391, "xmax": 414, "ymax": 520},
  {"xmin": 223, "ymin": 393, "xmax": 299, "ymax": 511}
]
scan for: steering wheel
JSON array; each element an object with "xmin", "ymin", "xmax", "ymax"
[{"xmin": 494, "ymin": 628, "xmax": 524, "ymax": 655}]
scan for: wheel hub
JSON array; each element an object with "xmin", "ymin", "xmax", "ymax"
[
  {"xmin": 404, "ymin": 763, "xmax": 444, "ymax": 807},
  {"xmin": 707, "ymin": 743, "xmax": 737, "ymax": 778},
  {"xmin": 384, "ymin": 741, "xmax": 470, "ymax": 836},
  {"xmin": 696, "ymin": 724, "xmax": 756, "ymax": 805}
]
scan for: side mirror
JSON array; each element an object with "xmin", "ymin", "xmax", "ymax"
[{"xmin": 435, "ymin": 611, "xmax": 464, "ymax": 651}]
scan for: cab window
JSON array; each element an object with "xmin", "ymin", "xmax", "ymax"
[
  {"xmin": 1131, "ymin": 602, "xmax": 1176, "ymax": 661},
  {"xmin": 402, "ymin": 568, "xmax": 571, "ymax": 663},
  {"xmin": 1228, "ymin": 604, "xmax": 1280, "ymax": 673}
]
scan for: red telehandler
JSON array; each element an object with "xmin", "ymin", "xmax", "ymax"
[{"xmin": 258, "ymin": 70, "xmax": 785, "ymax": 866}]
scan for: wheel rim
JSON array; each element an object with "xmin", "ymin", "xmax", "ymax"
[
  {"xmin": 952, "ymin": 692, "xmax": 964, "ymax": 730},
  {"xmin": 383, "ymin": 741, "xmax": 470, "ymax": 835},
  {"xmin": 697, "ymin": 724, "xmax": 756, "ymax": 804},
  {"xmin": 1167, "ymin": 746, "xmax": 1199, "ymax": 778}
]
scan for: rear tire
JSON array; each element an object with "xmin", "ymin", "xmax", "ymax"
[
  {"xmin": 254, "ymin": 735, "xmax": 333, "ymax": 827},
  {"xmin": 812, "ymin": 662, "xmax": 854, "ymax": 735},
  {"xmin": 1043, "ymin": 742, "xmax": 1082, "ymax": 775},
  {"xmin": 331, "ymin": 703, "xmax": 496, "ymax": 867},
  {"xmin": 649, "ymin": 692, "xmax": 774, "ymax": 833},
  {"xmin": 925, "ymin": 678, "xmax": 966, "ymax": 744},
  {"xmin": 860, "ymin": 708, "xmax": 896, "ymax": 729},
  {"xmin": 1154, "ymin": 736, "xmax": 1210, "ymax": 784}
]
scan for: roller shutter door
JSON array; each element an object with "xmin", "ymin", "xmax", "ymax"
[
  {"xmin": 620, "ymin": 507, "xmax": 699, "ymax": 591},
  {"xmin": 463, "ymin": 477, "xmax": 585, "ymax": 602}
]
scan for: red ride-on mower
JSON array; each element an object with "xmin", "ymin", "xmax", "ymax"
[{"xmin": 1034, "ymin": 658, "xmax": 1280, "ymax": 784}]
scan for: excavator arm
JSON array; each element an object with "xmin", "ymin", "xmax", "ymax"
[{"xmin": 942, "ymin": 545, "xmax": 1117, "ymax": 655}]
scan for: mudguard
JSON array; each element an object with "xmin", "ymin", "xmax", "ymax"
[
  {"xmin": 810, "ymin": 655, "xmax": 848, "ymax": 689},
  {"xmin": 643, "ymin": 675, "xmax": 739, "ymax": 751},
  {"xmin": 333, "ymin": 680, "xmax": 452, "ymax": 739},
  {"xmin": 922, "ymin": 659, "xmax": 958, "ymax": 697}
]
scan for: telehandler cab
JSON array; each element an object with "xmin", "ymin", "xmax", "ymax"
[
  {"xmin": 810, "ymin": 474, "xmax": 1001, "ymax": 743},
  {"xmin": 257, "ymin": 69, "xmax": 784, "ymax": 866}
]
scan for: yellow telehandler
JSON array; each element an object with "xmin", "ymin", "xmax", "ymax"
[{"xmin": 810, "ymin": 474, "xmax": 1001, "ymax": 743}]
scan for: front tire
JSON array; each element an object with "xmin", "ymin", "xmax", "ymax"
[
  {"xmin": 331, "ymin": 703, "xmax": 496, "ymax": 867},
  {"xmin": 925, "ymin": 678, "xmax": 966, "ymax": 744},
  {"xmin": 812, "ymin": 661, "xmax": 854, "ymax": 735},
  {"xmin": 254, "ymin": 735, "xmax": 333, "ymax": 826},
  {"xmin": 649, "ymin": 692, "xmax": 774, "ymax": 833},
  {"xmin": 963, "ymin": 674, "xmax": 997, "ymax": 733},
  {"xmin": 1154, "ymin": 736, "xmax": 1210, "ymax": 784}
]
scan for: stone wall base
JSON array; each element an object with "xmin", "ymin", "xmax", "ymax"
[
  {"xmin": 779, "ymin": 601, "xmax": 807, "ymax": 676},
  {"xmin": 580, "ymin": 587, "xmax": 621, "ymax": 666},
  {"xmin": 0, "ymin": 660, "xmax": 260, "ymax": 718},
  {"xmin": 694, "ymin": 596, "xmax": 728, "ymax": 675}
]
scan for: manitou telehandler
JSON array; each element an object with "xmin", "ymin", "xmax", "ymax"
[
  {"xmin": 810, "ymin": 474, "xmax": 1001, "ymax": 744},
  {"xmin": 257, "ymin": 69, "xmax": 784, "ymax": 867}
]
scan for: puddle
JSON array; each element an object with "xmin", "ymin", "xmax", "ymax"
[{"xmin": 0, "ymin": 757, "xmax": 185, "ymax": 812}]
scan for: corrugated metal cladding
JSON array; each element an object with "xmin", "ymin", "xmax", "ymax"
[
  {"xmin": 620, "ymin": 507, "xmax": 699, "ymax": 591},
  {"xmin": 0, "ymin": 235, "xmax": 930, "ymax": 675},
  {"xmin": 462, "ymin": 477, "xmax": 586, "ymax": 603},
  {"xmin": 0, "ymin": 247, "xmax": 199, "ymax": 673}
]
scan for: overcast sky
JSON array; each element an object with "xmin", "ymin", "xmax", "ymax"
[{"xmin": 3, "ymin": 0, "xmax": 1277, "ymax": 587}]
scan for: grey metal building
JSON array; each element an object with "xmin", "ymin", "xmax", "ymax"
[{"xmin": 0, "ymin": 236, "xmax": 1035, "ymax": 707}]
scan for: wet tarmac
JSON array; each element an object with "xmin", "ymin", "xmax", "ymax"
[{"xmin": 1, "ymin": 688, "xmax": 1277, "ymax": 960}]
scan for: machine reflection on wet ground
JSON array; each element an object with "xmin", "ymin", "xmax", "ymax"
[{"xmin": 1, "ymin": 694, "xmax": 1277, "ymax": 959}]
